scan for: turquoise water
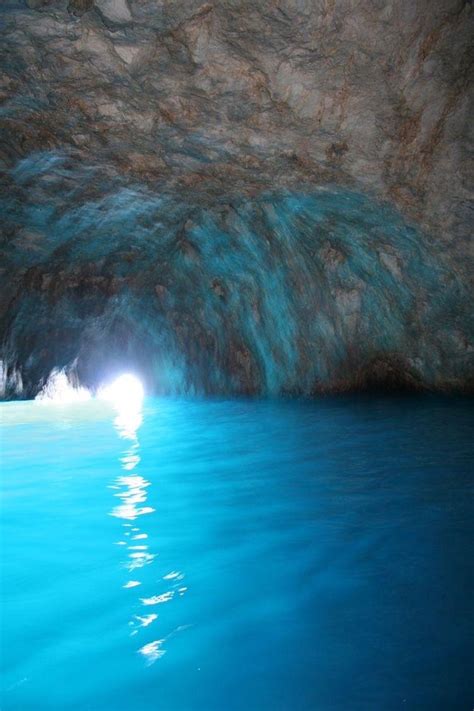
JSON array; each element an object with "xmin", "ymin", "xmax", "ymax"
[{"xmin": 0, "ymin": 395, "xmax": 472, "ymax": 710}]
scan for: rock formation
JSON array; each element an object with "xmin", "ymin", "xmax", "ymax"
[{"xmin": 0, "ymin": 0, "xmax": 473, "ymax": 397}]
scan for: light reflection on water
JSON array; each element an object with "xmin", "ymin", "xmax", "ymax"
[
  {"xmin": 0, "ymin": 395, "xmax": 473, "ymax": 710},
  {"xmin": 108, "ymin": 397, "xmax": 185, "ymax": 666}
]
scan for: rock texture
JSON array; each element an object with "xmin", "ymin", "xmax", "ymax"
[{"xmin": 0, "ymin": 0, "xmax": 473, "ymax": 397}]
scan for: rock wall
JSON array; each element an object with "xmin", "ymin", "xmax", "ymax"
[{"xmin": 0, "ymin": 1, "xmax": 473, "ymax": 397}]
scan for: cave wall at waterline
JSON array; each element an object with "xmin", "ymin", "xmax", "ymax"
[
  {"xmin": 1, "ymin": 153, "xmax": 472, "ymax": 398},
  {"xmin": 0, "ymin": 1, "xmax": 473, "ymax": 397}
]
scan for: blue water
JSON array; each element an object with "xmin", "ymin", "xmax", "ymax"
[{"xmin": 0, "ymin": 395, "xmax": 472, "ymax": 710}]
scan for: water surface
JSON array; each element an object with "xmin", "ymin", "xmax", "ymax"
[{"xmin": 1, "ymin": 395, "xmax": 473, "ymax": 710}]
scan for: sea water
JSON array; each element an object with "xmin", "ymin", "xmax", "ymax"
[{"xmin": 0, "ymin": 395, "xmax": 472, "ymax": 710}]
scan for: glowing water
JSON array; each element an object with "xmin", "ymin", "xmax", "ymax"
[{"xmin": 0, "ymin": 396, "xmax": 472, "ymax": 710}]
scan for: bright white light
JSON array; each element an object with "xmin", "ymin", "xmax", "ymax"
[
  {"xmin": 99, "ymin": 373, "xmax": 144, "ymax": 409},
  {"xmin": 36, "ymin": 369, "xmax": 91, "ymax": 403}
]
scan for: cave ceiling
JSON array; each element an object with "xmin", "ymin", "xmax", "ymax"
[{"xmin": 0, "ymin": 0, "xmax": 473, "ymax": 396}]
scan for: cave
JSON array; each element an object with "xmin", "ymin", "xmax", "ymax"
[{"xmin": 0, "ymin": 1, "xmax": 473, "ymax": 709}]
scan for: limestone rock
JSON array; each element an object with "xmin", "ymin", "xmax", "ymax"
[
  {"xmin": 25, "ymin": 0, "xmax": 52, "ymax": 8},
  {"xmin": 95, "ymin": 0, "xmax": 132, "ymax": 24},
  {"xmin": 68, "ymin": 0, "xmax": 94, "ymax": 17},
  {"xmin": 0, "ymin": 0, "xmax": 473, "ymax": 397}
]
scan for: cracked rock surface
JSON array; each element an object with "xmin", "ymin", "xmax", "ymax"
[{"xmin": 0, "ymin": 0, "xmax": 473, "ymax": 397}]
